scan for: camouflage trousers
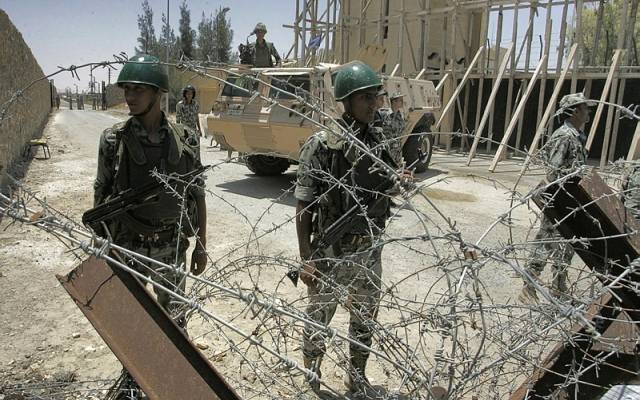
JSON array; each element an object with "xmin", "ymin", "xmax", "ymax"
[
  {"xmin": 524, "ymin": 216, "xmax": 574, "ymax": 293},
  {"xmin": 303, "ymin": 235, "xmax": 382, "ymax": 367},
  {"xmin": 123, "ymin": 237, "xmax": 189, "ymax": 314}
]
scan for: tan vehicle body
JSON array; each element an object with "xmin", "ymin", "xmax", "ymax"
[{"xmin": 205, "ymin": 64, "xmax": 440, "ymax": 173}]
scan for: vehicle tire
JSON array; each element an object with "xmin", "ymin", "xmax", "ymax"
[
  {"xmin": 245, "ymin": 155, "xmax": 290, "ymax": 176},
  {"xmin": 403, "ymin": 132, "xmax": 433, "ymax": 173}
]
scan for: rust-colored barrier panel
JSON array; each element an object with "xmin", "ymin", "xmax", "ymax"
[
  {"xmin": 511, "ymin": 171, "xmax": 640, "ymax": 400},
  {"xmin": 57, "ymin": 256, "xmax": 242, "ymax": 400}
]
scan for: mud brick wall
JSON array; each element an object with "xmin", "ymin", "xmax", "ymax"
[{"xmin": 0, "ymin": 9, "xmax": 51, "ymax": 184}]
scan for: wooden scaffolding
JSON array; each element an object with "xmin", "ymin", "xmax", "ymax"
[{"xmin": 286, "ymin": 0, "xmax": 640, "ymax": 170}]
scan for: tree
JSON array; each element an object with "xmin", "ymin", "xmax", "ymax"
[
  {"xmin": 197, "ymin": 12, "xmax": 216, "ymax": 61},
  {"xmin": 574, "ymin": 0, "xmax": 639, "ymax": 66},
  {"xmin": 159, "ymin": 12, "xmax": 180, "ymax": 61},
  {"xmin": 135, "ymin": 0, "xmax": 157, "ymax": 56},
  {"xmin": 178, "ymin": 1, "xmax": 195, "ymax": 59},
  {"xmin": 213, "ymin": 7, "xmax": 234, "ymax": 63}
]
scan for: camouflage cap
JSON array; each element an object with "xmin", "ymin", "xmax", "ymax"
[
  {"xmin": 254, "ymin": 22, "xmax": 267, "ymax": 33},
  {"xmin": 390, "ymin": 91, "xmax": 405, "ymax": 101},
  {"xmin": 558, "ymin": 93, "xmax": 597, "ymax": 110}
]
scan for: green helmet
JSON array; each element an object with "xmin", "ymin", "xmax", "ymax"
[
  {"xmin": 117, "ymin": 54, "xmax": 169, "ymax": 92},
  {"xmin": 254, "ymin": 22, "xmax": 267, "ymax": 33},
  {"xmin": 334, "ymin": 61, "xmax": 381, "ymax": 101}
]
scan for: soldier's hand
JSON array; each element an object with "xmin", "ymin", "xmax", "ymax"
[
  {"xmin": 191, "ymin": 247, "xmax": 207, "ymax": 276},
  {"xmin": 300, "ymin": 261, "xmax": 318, "ymax": 287}
]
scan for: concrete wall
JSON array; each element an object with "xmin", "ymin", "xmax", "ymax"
[{"xmin": 0, "ymin": 9, "xmax": 51, "ymax": 182}]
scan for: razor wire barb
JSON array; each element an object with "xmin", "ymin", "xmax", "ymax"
[{"xmin": 1, "ymin": 56, "xmax": 640, "ymax": 400}]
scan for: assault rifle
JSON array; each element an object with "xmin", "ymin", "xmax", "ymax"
[
  {"xmin": 82, "ymin": 166, "xmax": 206, "ymax": 234},
  {"xmin": 286, "ymin": 195, "xmax": 387, "ymax": 286}
]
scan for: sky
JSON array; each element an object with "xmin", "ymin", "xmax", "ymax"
[{"xmin": 0, "ymin": 0, "xmax": 297, "ymax": 91}]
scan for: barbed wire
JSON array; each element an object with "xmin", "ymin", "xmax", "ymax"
[{"xmin": 1, "ymin": 57, "xmax": 640, "ymax": 400}]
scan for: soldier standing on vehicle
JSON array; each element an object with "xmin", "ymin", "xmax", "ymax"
[
  {"xmin": 93, "ymin": 55, "xmax": 208, "ymax": 313},
  {"xmin": 519, "ymin": 93, "xmax": 596, "ymax": 303},
  {"xmin": 176, "ymin": 84, "xmax": 202, "ymax": 137},
  {"xmin": 250, "ymin": 22, "xmax": 281, "ymax": 68},
  {"xmin": 295, "ymin": 61, "xmax": 398, "ymax": 397}
]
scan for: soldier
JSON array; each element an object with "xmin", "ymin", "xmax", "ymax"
[
  {"xmin": 624, "ymin": 164, "xmax": 640, "ymax": 220},
  {"xmin": 250, "ymin": 22, "xmax": 281, "ymax": 68},
  {"xmin": 93, "ymin": 54, "xmax": 208, "ymax": 315},
  {"xmin": 55, "ymin": 94, "xmax": 60, "ymax": 110},
  {"xmin": 382, "ymin": 92, "xmax": 407, "ymax": 165},
  {"xmin": 176, "ymin": 84, "xmax": 202, "ymax": 136},
  {"xmin": 519, "ymin": 93, "xmax": 596, "ymax": 303},
  {"xmin": 295, "ymin": 61, "xmax": 398, "ymax": 397}
]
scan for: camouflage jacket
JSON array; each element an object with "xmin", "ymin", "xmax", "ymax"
[
  {"xmin": 375, "ymin": 109, "xmax": 406, "ymax": 164},
  {"xmin": 544, "ymin": 121, "xmax": 588, "ymax": 181},
  {"xmin": 295, "ymin": 117, "xmax": 396, "ymax": 239},
  {"xmin": 176, "ymin": 99, "xmax": 200, "ymax": 131},
  {"xmin": 251, "ymin": 40, "xmax": 280, "ymax": 67},
  {"xmin": 624, "ymin": 161, "xmax": 640, "ymax": 220},
  {"xmin": 93, "ymin": 113, "xmax": 203, "ymax": 207}
]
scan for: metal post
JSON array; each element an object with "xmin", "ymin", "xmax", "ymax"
[{"xmin": 165, "ymin": 0, "xmax": 170, "ymax": 114}]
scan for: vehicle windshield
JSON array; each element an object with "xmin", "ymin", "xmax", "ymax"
[
  {"xmin": 268, "ymin": 75, "xmax": 311, "ymax": 100},
  {"xmin": 221, "ymin": 76, "xmax": 259, "ymax": 97}
]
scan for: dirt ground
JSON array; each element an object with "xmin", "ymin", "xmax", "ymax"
[{"xmin": 0, "ymin": 107, "xmax": 561, "ymax": 399}]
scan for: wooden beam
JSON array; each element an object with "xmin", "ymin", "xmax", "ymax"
[
  {"xmin": 570, "ymin": 0, "xmax": 584, "ymax": 93},
  {"xmin": 434, "ymin": 46, "xmax": 485, "ymax": 130},
  {"xmin": 435, "ymin": 73, "xmax": 450, "ymax": 93},
  {"xmin": 489, "ymin": 55, "xmax": 547, "ymax": 171},
  {"xmin": 521, "ymin": 44, "xmax": 578, "ymax": 173},
  {"xmin": 487, "ymin": 6, "xmax": 504, "ymax": 153},
  {"xmin": 466, "ymin": 42, "xmax": 514, "ymax": 165},
  {"xmin": 586, "ymin": 49, "xmax": 624, "ymax": 152},
  {"xmin": 627, "ymin": 122, "xmax": 640, "ymax": 161}
]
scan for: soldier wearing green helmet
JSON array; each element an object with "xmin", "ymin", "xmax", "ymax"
[
  {"xmin": 249, "ymin": 22, "xmax": 281, "ymax": 67},
  {"xmin": 519, "ymin": 92, "xmax": 595, "ymax": 304},
  {"xmin": 295, "ymin": 61, "xmax": 399, "ymax": 397},
  {"xmin": 93, "ymin": 54, "xmax": 208, "ymax": 311}
]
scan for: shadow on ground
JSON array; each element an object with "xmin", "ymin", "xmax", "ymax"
[{"xmin": 216, "ymin": 171, "xmax": 298, "ymax": 207}]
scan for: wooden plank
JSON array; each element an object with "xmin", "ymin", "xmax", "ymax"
[
  {"xmin": 520, "ymin": 44, "xmax": 578, "ymax": 173},
  {"xmin": 570, "ymin": 0, "xmax": 584, "ymax": 93},
  {"xmin": 434, "ymin": 46, "xmax": 485, "ymax": 130},
  {"xmin": 499, "ymin": 0, "xmax": 519, "ymax": 153},
  {"xmin": 435, "ymin": 73, "xmax": 450, "ymax": 93},
  {"xmin": 585, "ymin": 50, "xmax": 624, "ymax": 151},
  {"xmin": 627, "ymin": 122, "xmax": 640, "ymax": 160},
  {"xmin": 487, "ymin": 6, "xmax": 504, "ymax": 153},
  {"xmin": 58, "ymin": 257, "xmax": 241, "ymax": 400},
  {"xmin": 466, "ymin": 42, "xmax": 514, "ymax": 165},
  {"xmin": 489, "ymin": 55, "xmax": 547, "ymax": 171},
  {"xmin": 474, "ymin": 2, "xmax": 491, "ymax": 135},
  {"xmin": 536, "ymin": 2, "xmax": 553, "ymax": 127},
  {"xmin": 555, "ymin": 0, "xmax": 569, "ymax": 73}
]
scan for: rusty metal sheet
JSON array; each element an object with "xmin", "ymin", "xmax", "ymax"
[
  {"xmin": 511, "ymin": 171, "xmax": 640, "ymax": 400},
  {"xmin": 57, "ymin": 256, "xmax": 241, "ymax": 400}
]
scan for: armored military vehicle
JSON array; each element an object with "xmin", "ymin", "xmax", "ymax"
[{"xmin": 206, "ymin": 63, "xmax": 440, "ymax": 175}]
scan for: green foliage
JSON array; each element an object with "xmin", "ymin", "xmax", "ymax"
[
  {"xmin": 178, "ymin": 1, "xmax": 195, "ymax": 59},
  {"xmin": 196, "ymin": 8, "xmax": 233, "ymax": 63},
  {"xmin": 135, "ymin": 0, "xmax": 157, "ymax": 56},
  {"xmin": 574, "ymin": 0, "xmax": 639, "ymax": 66}
]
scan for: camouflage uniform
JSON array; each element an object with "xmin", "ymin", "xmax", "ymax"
[
  {"xmin": 376, "ymin": 108, "xmax": 405, "ymax": 165},
  {"xmin": 624, "ymin": 162, "xmax": 640, "ymax": 220},
  {"xmin": 176, "ymin": 99, "xmax": 200, "ymax": 132},
  {"xmin": 94, "ymin": 113, "xmax": 203, "ymax": 312},
  {"xmin": 524, "ymin": 121, "xmax": 588, "ymax": 295},
  {"xmin": 295, "ymin": 117, "xmax": 395, "ymax": 375},
  {"xmin": 251, "ymin": 41, "xmax": 281, "ymax": 68}
]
